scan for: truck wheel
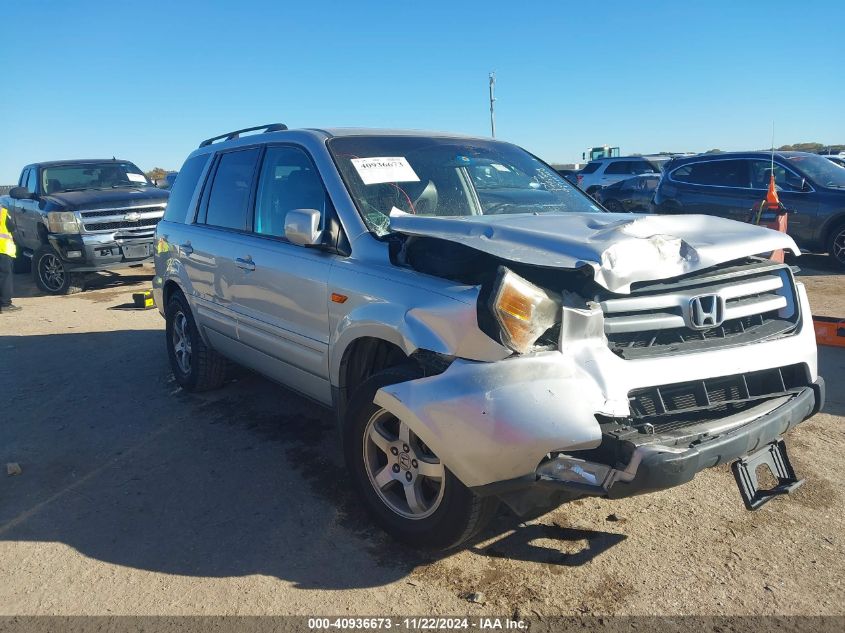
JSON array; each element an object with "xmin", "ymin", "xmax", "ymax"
[
  {"xmin": 165, "ymin": 292, "xmax": 226, "ymax": 392},
  {"xmin": 828, "ymin": 222, "xmax": 845, "ymax": 269},
  {"xmin": 587, "ymin": 187, "xmax": 601, "ymax": 200},
  {"xmin": 344, "ymin": 366, "xmax": 498, "ymax": 550},
  {"xmin": 32, "ymin": 245, "xmax": 84, "ymax": 294}
]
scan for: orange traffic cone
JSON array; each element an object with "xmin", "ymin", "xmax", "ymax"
[{"xmin": 753, "ymin": 172, "xmax": 788, "ymax": 263}]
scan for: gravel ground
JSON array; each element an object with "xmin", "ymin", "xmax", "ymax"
[{"xmin": 1, "ymin": 257, "xmax": 843, "ymax": 616}]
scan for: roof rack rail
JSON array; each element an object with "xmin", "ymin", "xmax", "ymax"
[{"xmin": 199, "ymin": 123, "xmax": 288, "ymax": 148}]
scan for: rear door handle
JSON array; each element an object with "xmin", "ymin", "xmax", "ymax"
[
  {"xmin": 179, "ymin": 243, "xmax": 193, "ymax": 256},
  {"xmin": 235, "ymin": 256, "xmax": 255, "ymax": 271}
]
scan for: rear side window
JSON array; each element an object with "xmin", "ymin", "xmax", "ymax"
[
  {"xmin": 581, "ymin": 162, "xmax": 601, "ymax": 174},
  {"xmin": 204, "ymin": 148, "xmax": 261, "ymax": 230},
  {"xmin": 604, "ymin": 161, "xmax": 632, "ymax": 175},
  {"xmin": 672, "ymin": 160, "xmax": 749, "ymax": 188},
  {"xmin": 162, "ymin": 154, "xmax": 210, "ymax": 223}
]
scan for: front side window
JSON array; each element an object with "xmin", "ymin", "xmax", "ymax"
[
  {"xmin": 41, "ymin": 162, "xmax": 150, "ymax": 194},
  {"xmin": 672, "ymin": 160, "xmax": 749, "ymax": 187},
  {"xmin": 204, "ymin": 148, "xmax": 261, "ymax": 230},
  {"xmin": 253, "ymin": 146, "xmax": 328, "ymax": 238},
  {"xmin": 329, "ymin": 136, "xmax": 601, "ymax": 236},
  {"xmin": 25, "ymin": 169, "xmax": 37, "ymax": 194},
  {"xmin": 750, "ymin": 160, "xmax": 805, "ymax": 192}
]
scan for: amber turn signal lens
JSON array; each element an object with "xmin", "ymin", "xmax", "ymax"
[
  {"xmin": 331, "ymin": 293, "xmax": 349, "ymax": 304},
  {"xmin": 489, "ymin": 268, "xmax": 561, "ymax": 353}
]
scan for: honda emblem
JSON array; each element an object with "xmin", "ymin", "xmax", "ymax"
[{"xmin": 688, "ymin": 294, "xmax": 725, "ymax": 330}]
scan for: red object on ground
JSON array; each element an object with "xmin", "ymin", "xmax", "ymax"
[{"xmin": 813, "ymin": 317, "xmax": 845, "ymax": 348}]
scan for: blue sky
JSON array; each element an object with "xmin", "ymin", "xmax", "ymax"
[{"xmin": 1, "ymin": 0, "xmax": 842, "ymax": 182}]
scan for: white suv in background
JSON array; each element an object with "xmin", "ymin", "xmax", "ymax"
[{"xmin": 578, "ymin": 156, "xmax": 665, "ymax": 198}]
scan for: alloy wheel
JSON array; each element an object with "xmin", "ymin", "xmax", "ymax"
[
  {"xmin": 363, "ymin": 409, "xmax": 445, "ymax": 520},
  {"xmin": 833, "ymin": 228, "xmax": 845, "ymax": 265},
  {"xmin": 171, "ymin": 311, "xmax": 193, "ymax": 375},
  {"xmin": 38, "ymin": 253, "xmax": 65, "ymax": 292}
]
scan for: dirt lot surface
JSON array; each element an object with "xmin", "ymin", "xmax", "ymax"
[{"xmin": 2, "ymin": 257, "xmax": 844, "ymax": 617}]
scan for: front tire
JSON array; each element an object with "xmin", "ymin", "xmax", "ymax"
[
  {"xmin": 32, "ymin": 245, "xmax": 84, "ymax": 294},
  {"xmin": 165, "ymin": 292, "xmax": 227, "ymax": 391},
  {"xmin": 828, "ymin": 222, "xmax": 845, "ymax": 270},
  {"xmin": 344, "ymin": 366, "xmax": 498, "ymax": 550}
]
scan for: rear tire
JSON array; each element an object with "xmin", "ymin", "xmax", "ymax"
[
  {"xmin": 32, "ymin": 245, "xmax": 84, "ymax": 294},
  {"xmin": 343, "ymin": 366, "xmax": 498, "ymax": 550},
  {"xmin": 828, "ymin": 222, "xmax": 845, "ymax": 270},
  {"xmin": 165, "ymin": 291, "xmax": 227, "ymax": 392}
]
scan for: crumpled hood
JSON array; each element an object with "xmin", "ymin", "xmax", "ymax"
[{"xmin": 390, "ymin": 212, "xmax": 799, "ymax": 294}]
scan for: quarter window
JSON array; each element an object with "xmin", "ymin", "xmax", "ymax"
[
  {"xmin": 163, "ymin": 154, "xmax": 210, "ymax": 223},
  {"xmin": 580, "ymin": 162, "xmax": 601, "ymax": 174},
  {"xmin": 204, "ymin": 148, "xmax": 261, "ymax": 230},
  {"xmin": 253, "ymin": 146, "xmax": 328, "ymax": 238}
]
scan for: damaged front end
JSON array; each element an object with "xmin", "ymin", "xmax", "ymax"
[{"xmin": 376, "ymin": 226, "xmax": 822, "ymax": 515}]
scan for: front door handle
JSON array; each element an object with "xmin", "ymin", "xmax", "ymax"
[
  {"xmin": 235, "ymin": 256, "xmax": 255, "ymax": 271},
  {"xmin": 179, "ymin": 243, "xmax": 193, "ymax": 256}
]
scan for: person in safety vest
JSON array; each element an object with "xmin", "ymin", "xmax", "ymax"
[{"xmin": 0, "ymin": 206, "xmax": 22, "ymax": 313}]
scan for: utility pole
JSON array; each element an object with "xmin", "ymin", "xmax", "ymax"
[{"xmin": 489, "ymin": 72, "xmax": 496, "ymax": 138}]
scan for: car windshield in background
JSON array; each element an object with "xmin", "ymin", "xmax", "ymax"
[
  {"xmin": 785, "ymin": 154, "xmax": 845, "ymax": 188},
  {"xmin": 42, "ymin": 162, "xmax": 150, "ymax": 194},
  {"xmin": 328, "ymin": 136, "xmax": 601, "ymax": 235}
]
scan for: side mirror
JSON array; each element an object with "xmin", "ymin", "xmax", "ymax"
[
  {"xmin": 9, "ymin": 186, "xmax": 33, "ymax": 200},
  {"xmin": 285, "ymin": 209, "xmax": 323, "ymax": 247}
]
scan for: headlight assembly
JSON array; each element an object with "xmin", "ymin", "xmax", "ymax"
[
  {"xmin": 47, "ymin": 211, "xmax": 81, "ymax": 234},
  {"xmin": 489, "ymin": 267, "xmax": 561, "ymax": 353}
]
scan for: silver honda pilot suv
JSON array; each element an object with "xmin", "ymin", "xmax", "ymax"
[{"xmin": 154, "ymin": 124, "xmax": 824, "ymax": 549}]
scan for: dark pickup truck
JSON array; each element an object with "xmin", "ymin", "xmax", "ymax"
[{"xmin": 2, "ymin": 159, "xmax": 168, "ymax": 294}]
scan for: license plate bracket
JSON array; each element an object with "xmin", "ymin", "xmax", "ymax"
[
  {"xmin": 122, "ymin": 243, "xmax": 151, "ymax": 260},
  {"xmin": 731, "ymin": 439, "xmax": 804, "ymax": 510}
]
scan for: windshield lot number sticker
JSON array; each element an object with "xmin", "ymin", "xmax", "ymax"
[
  {"xmin": 351, "ymin": 156, "xmax": 420, "ymax": 185},
  {"xmin": 126, "ymin": 173, "xmax": 147, "ymax": 183}
]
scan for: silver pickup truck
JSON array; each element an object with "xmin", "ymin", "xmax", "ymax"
[
  {"xmin": 3, "ymin": 159, "xmax": 168, "ymax": 294},
  {"xmin": 154, "ymin": 124, "xmax": 823, "ymax": 549}
]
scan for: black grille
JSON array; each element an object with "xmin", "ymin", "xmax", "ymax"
[
  {"xmin": 84, "ymin": 217, "xmax": 161, "ymax": 231},
  {"xmin": 607, "ymin": 312, "xmax": 796, "ymax": 359},
  {"xmin": 628, "ymin": 364, "xmax": 809, "ymax": 418}
]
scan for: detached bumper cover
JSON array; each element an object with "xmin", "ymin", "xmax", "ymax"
[{"xmin": 601, "ymin": 379, "xmax": 823, "ymax": 498}]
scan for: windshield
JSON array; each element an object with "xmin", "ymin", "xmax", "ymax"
[
  {"xmin": 784, "ymin": 154, "xmax": 845, "ymax": 189},
  {"xmin": 329, "ymin": 136, "xmax": 602, "ymax": 235},
  {"xmin": 42, "ymin": 162, "xmax": 150, "ymax": 194}
]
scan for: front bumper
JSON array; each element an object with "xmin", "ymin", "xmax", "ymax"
[
  {"xmin": 48, "ymin": 233, "xmax": 155, "ymax": 272},
  {"xmin": 538, "ymin": 379, "xmax": 823, "ymax": 500}
]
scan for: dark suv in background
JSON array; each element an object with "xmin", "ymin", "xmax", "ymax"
[{"xmin": 654, "ymin": 151, "xmax": 845, "ymax": 268}]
